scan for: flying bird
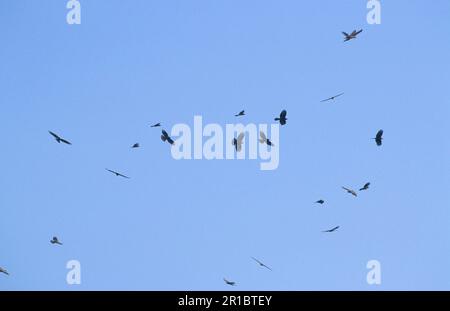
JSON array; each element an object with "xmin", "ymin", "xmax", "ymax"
[
  {"xmin": 342, "ymin": 29, "xmax": 363, "ymax": 42},
  {"xmin": 50, "ymin": 236, "xmax": 63, "ymax": 245},
  {"xmin": 106, "ymin": 169, "xmax": 130, "ymax": 179},
  {"xmin": 223, "ymin": 278, "xmax": 236, "ymax": 286},
  {"xmin": 315, "ymin": 200, "xmax": 325, "ymax": 205},
  {"xmin": 274, "ymin": 110, "xmax": 287, "ymax": 125},
  {"xmin": 342, "ymin": 186, "xmax": 358, "ymax": 197},
  {"xmin": 131, "ymin": 143, "xmax": 140, "ymax": 148},
  {"xmin": 259, "ymin": 131, "xmax": 274, "ymax": 146},
  {"xmin": 235, "ymin": 110, "xmax": 245, "ymax": 117},
  {"xmin": 251, "ymin": 257, "xmax": 272, "ymax": 271},
  {"xmin": 0, "ymin": 267, "xmax": 9, "ymax": 276},
  {"xmin": 232, "ymin": 133, "xmax": 245, "ymax": 152},
  {"xmin": 161, "ymin": 130, "xmax": 175, "ymax": 145},
  {"xmin": 49, "ymin": 131, "xmax": 72, "ymax": 145},
  {"xmin": 321, "ymin": 92, "xmax": 344, "ymax": 102},
  {"xmin": 359, "ymin": 182, "xmax": 371, "ymax": 191},
  {"xmin": 150, "ymin": 123, "xmax": 161, "ymax": 127},
  {"xmin": 322, "ymin": 226, "xmax": 340, "ymax": 233},
  {"xmin": 373, "ymin": 130, "xmax": 384, "ymax": 146}
]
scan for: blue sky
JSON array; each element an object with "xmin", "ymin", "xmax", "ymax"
[{"xmin": 1, "ymin": 0, "xmax": 449, "ymax": 290}]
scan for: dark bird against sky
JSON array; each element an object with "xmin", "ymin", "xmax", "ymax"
[
  {"xmin": 373, "ymin": 130, "xmax": 384, "ymax": 146},
  {"xmin": 150, "ymin": 123, "xmax": 161, "ymax": 127},
  {"xmin": 50, "ymin": 236, "xmax": 62, "ymax": 245},
  {"xmin": 342, "ymin": 187, "xmax": 358, "ymax": 197},
  {"xmin": 106, "ymin": 169, "xmax": 130, "ymax": 179},
  {"xmin": 342, "ymin": 29, "xmax": 363, "ymax": 42},
  {"xmin": 131, "ymin": 143, "xmax": 140, "ymax": 148},
  {"xmin": 49, "ymin": 131, "xmax": 72, "ymax": 145},
  {"xmin": 223, "ymin": 278, "xmax": 236, "ymax": 286},
  {"xmin": 359, "ymin": 182, "xmax": 371, "ymax": 191},
  {"xmin": 251, "ymin": 257, "xmax": 272, "ymax": 271},
  {"xmin": 322, "ymin": 226, "xmax": 340, "ymax": 233},
  {"xmin": 315, "ymin": 200, "xmax": 325, "ymax": 204},
  {"xmin": 235, "ymin": 110, "xmax": 245, "ymax": 117},
  {"xmin": 275, "ymin": 110, "xmax": 287, "ymax": 125},
  {"xmin": 161, "ymin": 130, "xmax": 175, "ymax": 145},
  {"xmin": 320, "ymin": 92, "xmax": 344, "ymax": 102},
  {"xmin": 0, "ymin": 267, "xmax": 9, "ymax": 276}
]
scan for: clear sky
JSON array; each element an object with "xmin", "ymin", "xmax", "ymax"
[{"xmin": 1, "ymin": 0, "xmax": 449, "ymax": 290}]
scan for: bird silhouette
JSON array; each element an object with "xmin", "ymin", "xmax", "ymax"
[
  {"xmin": 251, "ymin": 257, "xmax": 272, "ymax": 271},
  {"xmin": 232, "ymin": 133, "xmax": 245, "ymax": 152},
  {"xmin": 274, "ymin": 110, "xmax": 287, "ymax": 125},
  {"xmin": 342, "ymin": 29, "xmax": 363, "ymax": 42},
  {"xmin": 342, "ymin": 187, "xmax": 358, "ymax": 197},
  {"xmin": 106, "ymin": 169, "xmax": 130, "ymax": 179},
  {"xmin": 50, "ymin": 236, "xmax": 63, "ymax": 245},
  {"xmin": 161, "ymin": 130, "xmax": 175, "ymax": 145},
  {"xmin": 373, "ymin": 130, "xmax": 384, "ymax": 146},
  {"xmin": 259, "ymin": 132, "xmax": 274, "ymax": 146},
  {"xmin": 150, "ymin": 123, "xmax": 161, "ymax": 127},
  {"xmin": 359, "ymin": 182, "xmax": 371, "ymax": 191},
  {"xmin": 223, "ymin": 278, "xmax": 236, "ymax": 286},
  {"xmin": 49, "ymin": 131, "xmax": 72, "ymax": 145},
  {"xmin": 321, "ymin": 93, "xmax": 344, "ymax": 102},
  {"xmin": 235, "ymin": 110, "xmax": 245, "ymax": 117},
  {"xmin": 315, "ymin": 200, "xmax": 325, "ymax": 204},
  {"xmin": 322, "ymin": 226, "xmax": 340, "ymax": 233},
  {"xmin": 131, "ymin": 143, "xmax": 140, "ymax": 148},
  {"xmin": 0, "ymin": 267, "xmax": 9, "ymax": 276}
]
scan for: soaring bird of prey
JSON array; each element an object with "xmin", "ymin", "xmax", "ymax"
[
  {"xmin": 131, "ymin": 143, "xmax": 140, "ymax": 148},
  {"xmin": 0, "ymin": 267, "xmax": 9, "ymax": 275},
  {"xmin": 342, "ymin": 29, "xmax": 363, "ymax": 42},
  {"xmin": 259, "ymin": 132, "xmax": 274, "ymax": 146},
  {"xmin": 322, "ymin": 226, "xmax": 340, "ymax": 233},
  {"xmin": 315, "ymin": 200, "xmax": 325, "ymax": 205},
  {"xmin": 274, "ymin": 110, "xmax": 287, "ymax": 125},
  {"xmin": 373, "ymin": 130, "xmax": 384, "ymax": 146},
  {"xmin": 161, "ymin": 130, "xmax": 175, "ymax": 145},
  {"xmin": 49, "ymin": 131, "xmax": 72, "ymax": 145},
  {"xmin": 150, "ymin": 123, "xmax": 161, "ymax": 127},
  {"xmin": 342, "ymin": 186, "xmax": 358, "ymax": 197},
  {"xmin": 359, "ymin": 182, "xmax": 371, "ymax": 191},
  {"xmin": 321, "ymin": 92, "xmax": 344, "ymax": 102},
  {"xmin": 235, "ymin": 110, "xmax": 245, "ymax": 117},
  {"xmin": 232, "ymin": 133, "xmax": 245, "ymax": 152},
  {"xmin": 106, "ymin": 169, "xmax": 130, "ymax": 179},
  {"xmin": 223, "ymin": 278, "xmax": 236, "ymax": 286},
  {"xmin": 50, "ymin": 236, "xmax": 63, "ymax": 245},
  {"xmin": 251, "ymin": 257, "xmax": 272, "ymax": 271}
]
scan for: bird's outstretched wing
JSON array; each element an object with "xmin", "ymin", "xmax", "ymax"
[
  {"xmin": 342, "ymin": 32, "xmax": 349, "ymax": 37},
  {"xmin": 60, "ymin": 138, "xmax": 72, "ymax": 145},
  {"xmin": 280, "ymin": 110, "xmax": 287, "ymax": 119},
  {"xmin": 49, "ymin": 131, "xmax": 60, "ymax": 140},
  {"xmin": 259, "ymin": 131, "xmax": 267, "ymax": 143}
]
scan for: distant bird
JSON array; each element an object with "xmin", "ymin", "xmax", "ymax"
[
  {"xmin": 359, "ymin": 182, "xmax": 371, "ymax": 191},
  {"xmin": 342, "ymin": 186, "xmax": 358, "ymax": 197},
  {"xmin": 0, "ymin": 267, "xmax": 9, "ymax": 276},
  {"xmin": 373, "ymin": 130, "xmax": 384, "ymax": 146},
  {"xmin": 106, "ymin": 169, "xmax": 130, "ymax": 179},
  {"xmin": 161, "ymin": 130, "xmax": 175, "ymax": 145},
  {"xmin": 322, "ymin": 226, "xmax": 340, "ymax": 233},
  {"xmin": 342, "ymin": 29, "xmax": 363, "ymax": 42},
  {"xmin": 315, "ymin": 200, "xmax": 325, "ymax": 205},
  {"xmin": 150, "ymin": 123, "xmax": 161, "ymax": 127},
  {"xmin": 50, "ymin": 236, "xmax": 63, "ymax": 245},
  {"xmin": 131, "ymin": 143, "xmax": 140, "ymax": 148},
  {"xmin": 49, "ymin": 131, "xmax": 72, "ymax": 145},
  {"xmin": 251, "ymin": 257, "xmax": 272, "ymax": 271},
  {"xmin": 223, "ymin": 278, "xmax": 236, "ymax": 286},
  {"xmin": 259, "ymin": 132, "xmax": 274, "ymax": 146},
  {"xmin": 232, "ymin": 133, "xmax": 245, "ymax": 152},
  {"xmin": 274, "ymin": 110, "xmax": 287, "ymax": 125},
  {"xmin": 321, "ymin": 92, "xmax": 344, "ymax": 102},
  {"xmin": 235, "ymin": 110, "xmax": 245, "ymax": 117}
]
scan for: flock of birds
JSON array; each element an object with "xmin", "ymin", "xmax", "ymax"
[{"xmin": 0, "ymin": 28, "xmax": 384, "ymax": 286}]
